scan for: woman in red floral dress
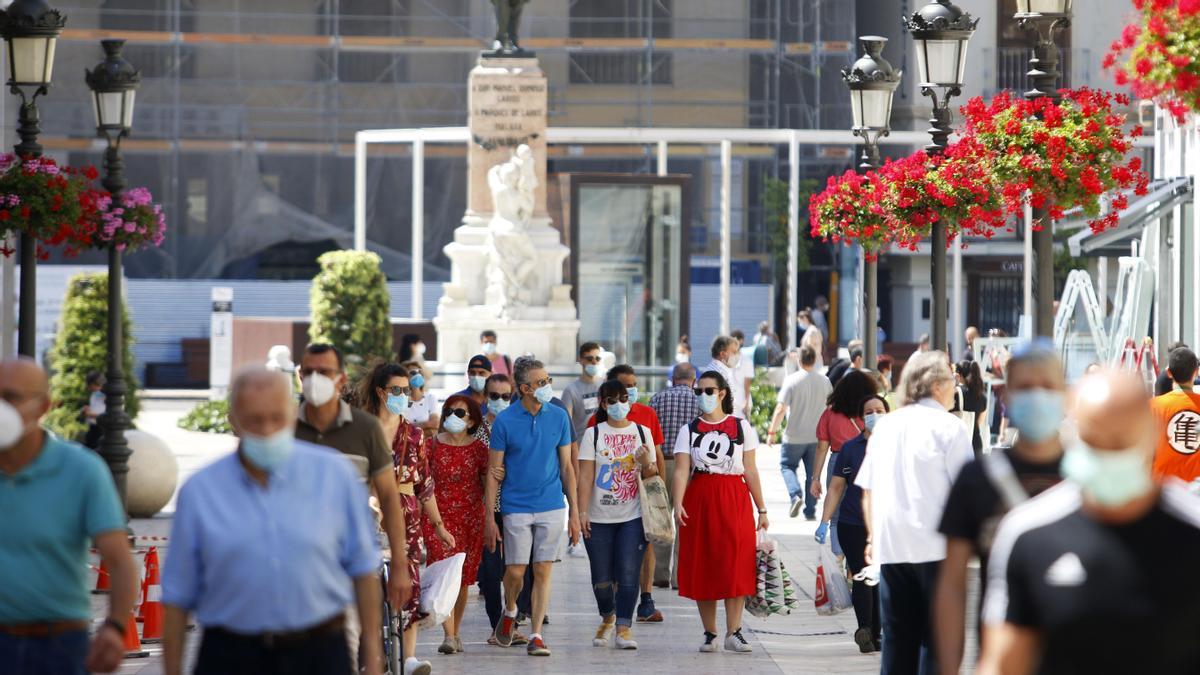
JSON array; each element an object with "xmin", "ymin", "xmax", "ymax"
[
  {"xmin": 359, "ymin": 362, "xmax": 454, "ymax": 674},
  {"xmin": 423, "ymin": 394, "xmax": 489, "ymax": 655}
]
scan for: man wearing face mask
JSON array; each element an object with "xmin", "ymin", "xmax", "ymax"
[
  {"xmin": 480, "ymin": 330, "xmax": 512, "ymax": 377},
  {"xmin": 978, "ymin": 370, "xmax": 1200, "ymax": 675},
  {"xmin": 705, "ymin": 336, "xmax": 749, "ymax": 417},
  {"xmin": 934, "ymin": 342, "xmax": 1067, "ymax": 674},
  {"xmin": 454, "ymin": 355, "xmax": 493, "ymax": 416},
  {"xmin": 0, "ymin": 359, "xmax": 137, "ymax": 675},
  {"xmin": 292, "ymin": 343, "xmax": 411, "ymax": 667},
  {"xmin": 561, "ymin": 342, "xmax": 603, "ymax": 441},
  {"xmin": 163, "ymin": 367, "xmax": 384, "ymax": 675}
]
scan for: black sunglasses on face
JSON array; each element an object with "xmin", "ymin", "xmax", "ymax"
[
  {"xmin": 693, "ymin": 387, "xmax": 719, "ymax": 396},
  {"xmin": 446, "ymin": 408, "xmax": 469, "ymax": 419},
  {"xmin": 487, "ymin": 392, "xmax": 512, "ymax": 401},
  {"xmin": 383, "ymin": 385, "xmax": 411, "ymax": 396},
  {"xmin": 602, "ymin": 394, "xmax": 630, "ymax": 405},
  {"xmin": 581, "ymin": 355, "xmax": 602, "ymax": 364}
]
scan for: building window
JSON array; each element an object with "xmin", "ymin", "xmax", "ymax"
[
  {"xmin": 569, "ymin": 0, "xmax": 673, "ymax": 85},
  {"xmin": 99, "ymin": 0, "xmax": 195, "ymax": 79},
  {"xmin": 995, "ymin": 0, "xmax": 1071, "ymax": 94},
  {"xmin": 335, "ymin": 0, "xmax": 409, "ymax": 83}
]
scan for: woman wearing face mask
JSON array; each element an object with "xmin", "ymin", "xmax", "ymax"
[
  {"xmin": 358, "ymin": 362, "xmax": 454, "ymax": 675},
  {"xmin": 810, "ymin": 370, "xmax": 879, "ymax": 558},
  {"xmin": 482, "ymin": 374, "xmax": 513, "ymax": 436},
  {"xmin": 423, "ymin": 395, "xmax": 489, "ymax": 655},
  {"xmin": 400, "ymin": 361, "xmax": 441, "ymax": 439},
  {"xmin": 399, "ymin": 334, "xmax": 427, "ymax": 366},
  {"xmin": 578, "ymin": 380, "xmax": 658, "ymax": 650},
  {"xmin": 671, "ymin": 371, "xmax": 769, "ymax": 654},
  {"xmin": 816, "ymin": 394, "xmax": 890, "ymax": 654},
  {"xmin": 951, "ymin": 360, "xmax": 988, "ymax": 458}
]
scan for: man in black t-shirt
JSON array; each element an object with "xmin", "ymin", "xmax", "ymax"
[
  {"xmin": 978, "ymin": 370, "xmax": 1200, "ymax": 675},
  {"xmin": 934, "ymin": 342, "xmax": 1066, "ymax": 674}
]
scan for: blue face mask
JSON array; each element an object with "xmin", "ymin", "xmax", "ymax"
[
  {"xmin": 1061, "ymin": 443, "xmax": 1153, "ymax": 506},
  {"xmin": 386, "ymin": 394, "xmax": 409, "ymax": 416},
  {"xmin": 1006, "ymin": 389, "xmax": 1064, "ymax": 443},
  {"xmin": 607, "ymin": 401, "xmax": 630, "ymax": 421},
  {"xmin": 444, "ymin": 414, "xmax": 468, "ymax": 434},
  {"xmin": 469, "ymin": 375, "xmax": 487, "ymax": 392},
  {"xmin": 240, "ymin": 427, "xmax": 295, "ymax": 472},
  {"xmin": 584, "ymin": 363, "xmax": 599, "ymax": 377},
  {"xmin": 409, "ymin": 374, "xmax": 425, "ymax": 390},
  {"xmin": 698, "ymin": 392, "xmax": 719, "ymax": 414},
  {"xmin": 626, "ymin": 387, "xmax": 639, "ymax": 402},
  {"xmin": 534, "ymin": 383, "xmax": 554, "ymax": 404},
  {"xmin": 863, "ymin": 412, "xmax": 882, "ymax": 433},
  {"xmin": 488, "ymin": 397, "xmax": 510, "ymax": 416}
]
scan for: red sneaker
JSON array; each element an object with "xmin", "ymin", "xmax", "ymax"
[
  {"xmin": 527, "ymin": 636, "xmax": 551, "ymax": 656},
  {"xmin": 494, "ymin": 615, "xmax": 517, "ymax": 648}
]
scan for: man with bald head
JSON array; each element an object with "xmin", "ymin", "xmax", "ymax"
[
  {"xmin": 978, "ymin": 370, "xmax": 1200, "ymax": 675},
  {"xmin": 162, "ymin": 367, "xmax": 384, "ymax": 675},
  {"xmin": 0, "ymin": 358, "xmax": 137, "ymax": 674}
]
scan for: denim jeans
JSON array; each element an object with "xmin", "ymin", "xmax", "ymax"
[
  {"xmin": 583, "ymin": 518, "xmax": 647, "ymax": 627},
  {"xmin": 0, "ymin": 630, "xmax": 88, "ymax": 675},
  {"xmin": 880, "ymin": 561, "xmax": 941, "ymax": 675},
  {"xmin": 780, "ymin": 442, "xmax": 818, "ymax": 516}
]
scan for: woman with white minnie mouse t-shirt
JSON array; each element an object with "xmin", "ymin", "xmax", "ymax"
[{"xmin": 672, "ymin": 370, "xmax": 769, "ymax": 654}]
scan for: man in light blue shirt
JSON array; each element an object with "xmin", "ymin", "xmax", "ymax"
[
  {"xmin": 162, "ymin": 368, "xmax": 382, "ymax": 675},
  {"xmin": 0, "ymin": 358, "xmax": 137, "ymax": 675},
  {"xmin": 484, "ymin": 357, "xmax": 580, "ymax": 657}
]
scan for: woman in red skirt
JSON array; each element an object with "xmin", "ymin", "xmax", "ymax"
[{"xmin": 672, "ymin": 370, "xmax": 770, "ymax": 654}]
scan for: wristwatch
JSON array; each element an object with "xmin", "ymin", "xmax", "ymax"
[{"xmin": 757, "ymin": 508, "xmax": 768, "ymax": 514}]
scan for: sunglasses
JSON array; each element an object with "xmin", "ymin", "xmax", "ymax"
[
  {"xmin": 446, "ymin": 408, "xmax": 470, "ymax": 419},
  {"xmin": 693, "ymin": 387, "xmax": 720, "ymax": 396},
  {"xmin": 602, "ymin": 394, "xmax": 629, "ymax": 406},
  {"xmin": 488, "ymin": 392, "xmax": 512, "ymax": 401},
  {"xmin": 383, "ymin": 385, "xmax": 411, "ymax": 396},
  {"xmin": 581, "ymin": 355, "xmax": 602, "ymax": 364}
]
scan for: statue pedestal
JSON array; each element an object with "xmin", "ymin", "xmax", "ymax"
[{"xmin": 436, "ymin": 53, "xmax": 578, "ymax": 365}]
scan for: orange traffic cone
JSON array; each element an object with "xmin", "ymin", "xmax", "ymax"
[
  {"xmin": 123, "ymin": 609, "xmax": 149, "ymax": 659},
  {"xmin": 92, "ymin": 560, "xmax": 110, "ymax": 594},
  {"xmin": 136, "ymin": 551, "xmax": 149, "ymax": 622},
  {"xmin": 139, "ymin": 548, "xmax": 163, "ymax": 644}
]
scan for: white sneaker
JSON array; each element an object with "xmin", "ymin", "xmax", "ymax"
[
  {"xmin": 724, "ymin": 629, "xmax": 753, "ymax": 654},
  {"xmin": 592, "ymin": 620, "xmax": 614, "ymax": 647},
  {"xmin": 615, "ymin": 626, "xmax": 638, "ymax": 650},
  {"xmin": 404, "ymin": 657, "xmax": 432, "ymax": 675},
  {"xmin": 699, "ymin": 631, "xmax": 719, "ymax": 653}
]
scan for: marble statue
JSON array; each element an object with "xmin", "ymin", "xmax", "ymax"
[
  {"xmin": 485, "ymin": 148, "xmax": 539, "ymax": 318},
  {"xmin": 489, "ymin": 0, "xmax": 531, "ymax": 55}
]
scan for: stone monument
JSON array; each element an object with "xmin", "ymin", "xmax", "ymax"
[{"xmin": 435, "ymin": 3, "xmax": 579, "ymax": 364}]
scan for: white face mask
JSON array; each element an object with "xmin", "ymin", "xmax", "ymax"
[
  {"xmin": 481, "ymin": 342, "xmax": 497, "ymax": 355},
  {"xmin": 725, "ymin": 352, "xmax": 741, "ymax": 369},
  {"xmin": 414, "ymin": 343, "xmax": 426, "ymax": 356},
  {"xmin": 0, "ymin": 399, "xmax": 27, "ymax": 450},
  {"xmin": 302, "ymin": 373, "xmax": 337, "ymax": 407}
]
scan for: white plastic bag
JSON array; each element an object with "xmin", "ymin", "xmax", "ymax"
[
  {"xmin": 417, "ymin": 552, "xmax": 465, "ymax": 629},
  {"xmin": 813, "ymin": 542, "xmax": 853, "ymax": 616}
]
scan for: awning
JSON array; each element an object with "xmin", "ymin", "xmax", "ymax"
[{"xmin": 1067, "ymin": 176, "xmax": 1193, "ymax": 257}]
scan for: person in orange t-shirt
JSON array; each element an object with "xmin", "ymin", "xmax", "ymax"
[{"xmin": 1150, "ymin": 347, "xmax": 1200, "ymax": 481}]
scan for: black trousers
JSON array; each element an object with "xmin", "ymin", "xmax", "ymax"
[
  {"xmin": 838, "ymin": 523, "xmax": 881, "ymax": 641},
  {"xmin": 195, "ymin": 626, "xmax": 351, "ymax": 675},
  {"xmin": 880, "ymin": 561, "xmax": 940, "ymax": 675}
]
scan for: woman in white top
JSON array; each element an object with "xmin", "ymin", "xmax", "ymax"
[
  {"xmin": 672, "ymin": 370, "xmax": 769, "ymax": 654},
  {"xmin": 578, "ymin": 379, "xmax": 658, "ymax": 651},
  {"xmin": 400, "ymin": 360, "xmax": 440, "ymax": 437}
]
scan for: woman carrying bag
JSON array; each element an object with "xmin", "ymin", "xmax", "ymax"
[
  {"xmin": 672, "ymin": 370, "xmax": 769, "ymax": 655},
  {"xmin": 578, "ymin": 380, "xmax": 658, "ymax": 650}
]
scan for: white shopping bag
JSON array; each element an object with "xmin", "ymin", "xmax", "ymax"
[
  {"xmin": 813, "ymin": 542, "xmax": 853, "ymax": 616},
  {"xmin": 417, "ymin": 552, "xmax": 465, "ymax": 629}
]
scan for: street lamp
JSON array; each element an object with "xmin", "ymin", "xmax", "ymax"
[
  {"xmin": 0, "ymin": 0, "xmax": 65, "ymax": 357},
  {"xmin": 905, "ymin": 0, "xmax": 976, "ymax": 353},
  {"xmin": 1015, "ymin": 0, "xmax": 1071, "ymax": 337},
  {"xmin": 843, "ymin": 36, "xmax": 900, "ymax": 367},
  {"xmin": 86, "ymin": 39, "xmax": 139, "ymax": 511}
]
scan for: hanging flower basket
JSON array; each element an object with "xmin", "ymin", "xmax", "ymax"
[
  {"xmin": 0, "ymin": 155, "xmax": 101, "ymax": 258},
  {"xmin": 959, "ymin": 88, "xmax": 1149, "ymax": 233},
  {"xmin": 88, "ymin": 187, "xmax": 167, "ymax": 252},
  {"xmin": 1105, "ymin": 0, "xmax": 1200, "ymax": 122},
  {"xmin": 809, "ymin": 169, "xmax": 891, "ymax": 259}
]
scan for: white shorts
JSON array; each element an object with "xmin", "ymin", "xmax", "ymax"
[{"xmin": 502, "ymin": 509, "xmax": 566, "ymax": 565}]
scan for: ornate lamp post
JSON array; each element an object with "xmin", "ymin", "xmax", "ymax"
[
  {"xmin": 1015, "ymin": 0, "xmax": 1071, "ymax": 337},
  {"xmin": 86, "ymin": 39, "xmax": 139, "ymax": 510},
  {"xmin": 0, "ymin": 0, "xmax": 64, "ymax": 357},
  {"xmin": 843, "ymin": 36, "xmax": 900, "ymax": 367},
  {"xmin": 904, "ymin": 0, "xmax": 977, "ymax": 353}
]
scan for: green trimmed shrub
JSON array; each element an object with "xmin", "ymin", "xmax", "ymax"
[
  {"xmin": 748, "ymin": 367, "xmax": 777, "ymax": 441},
  {"xmin": 309, "ymin": 250, "xmax": 392, "ymax": 369},
  {"xmin": 46, "ymin": 273, "xmax": 139, "ymax": 440},
  {"xmin": 177, "ymin": 399, "xmax": 232, "ymax": 434}
]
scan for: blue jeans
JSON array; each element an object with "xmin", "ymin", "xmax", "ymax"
[
  {"xmin": 780, "ymin": 442, "xmax": 818, "ymax": 516},
  {"xmin": 583, "ymin": 518, "xmax": 647, "ymax": 627},
  {"xmin": 880, "ymin": 561, "xmax": 941, "ymax": 675},
  {"xmin": 0, "ymin": 629, "xmax": 88, "ymax": 675}
]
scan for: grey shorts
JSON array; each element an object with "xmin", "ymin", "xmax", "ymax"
[{"xmin": 502, "ymin": 509, "xmax": 566, "ymax": 565}]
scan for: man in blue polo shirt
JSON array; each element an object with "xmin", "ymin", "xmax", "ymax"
[
  {"xmin": 0, "ymin": 358, "xmax": 137, "ymax": 675},
  {"xmin": 484, "ymin": 356, "xmax": 580, "ymax": 658}
]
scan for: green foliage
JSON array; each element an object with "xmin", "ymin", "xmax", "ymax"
[
  {"xmin": 763, "ymin": 175, "xmax": 818, "ymax": 277},
  {"xmin": 177, "ymin": 399, "xmax": 232, "ymax": 434},
  {"xmin": 309, "ymin": 250, "xmax": 392, "ymax": 369},
  {"xmin": 45, "ymin": 273, "xmax": 139, "ymax": 440},
  {"xmin": 748, "ymin": 367, "xmax": 777, "ymax": 441}
]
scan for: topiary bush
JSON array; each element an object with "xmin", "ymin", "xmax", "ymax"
[
  {"xmin": 309, "ymin": 250, "xmax": 392, "ymax": 370},
  {"xmin": 748, "ymin": 367, "xmax": 777, "ymax": 442},
  {"xmin": 177, "ymin": 399, "xmax": 232, "ymax": 434},
  {"xmin": 46, "ymin": 273, "xmax": 139, "ymax": 440}
]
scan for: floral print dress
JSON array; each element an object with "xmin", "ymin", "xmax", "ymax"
[
  {"xmin": 422, "ymin": 437, "xmax": 489, "ymax": 587},
  {"xmin": 392, "ymin": 417, "xmax": 434, "ymax": 629}
]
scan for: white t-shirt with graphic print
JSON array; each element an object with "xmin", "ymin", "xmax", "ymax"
[{"xmin": 578, "ymin": 422, "xmax": 652, "ymax": 523}]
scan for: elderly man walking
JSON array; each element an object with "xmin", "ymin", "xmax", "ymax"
[
  {"xmin": 649, "ymin": 362, "xmax": 699, "ymax": 589},
  {"xmin": 0, "ymin": 358, "xmax": 137, "ymax": 675},
  {"xmin": 162, "ymin": 368, "xmax": 386, "ymax": 675}
]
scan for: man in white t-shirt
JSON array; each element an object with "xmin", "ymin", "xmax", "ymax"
[
  {"xmin": 855, "ymin": 351, "xmax": 972, "ymax": 675},
  {"xmin": 703, "ymin": 336, "xmax": 749, "ymax": 417},
  {"xmin": 730, "ymin": 330, "xmax": 757, "ymax": 416},
  {"xmin": 766, "ymin": 346, "xmax": 831, "ymax": 520}
]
